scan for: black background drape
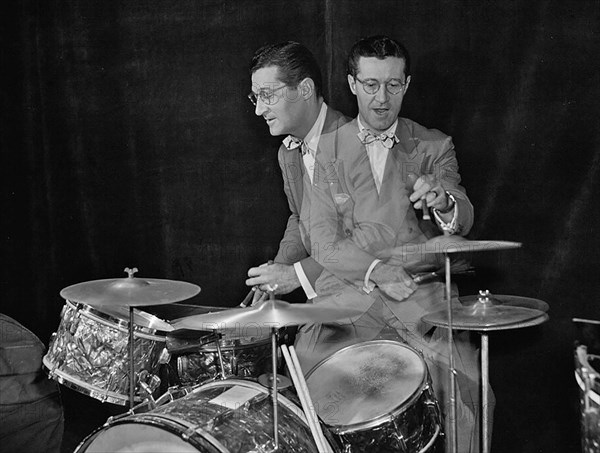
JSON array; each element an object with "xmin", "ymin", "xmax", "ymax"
[{"xmin": 2, "ymin": 1, "xmax": 599, "ymax": 451}]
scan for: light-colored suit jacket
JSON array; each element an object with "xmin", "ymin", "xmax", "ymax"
[{"xmin": 274, "ymin": 113, "xmax": 473, "ymax": 325}]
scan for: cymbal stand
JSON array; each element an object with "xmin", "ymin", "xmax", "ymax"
[
  {"xmin": 129, "ymin": 306, "xmax": 135, "ymax": 410},
  {"xmin": 444, "ymin": 252, "xmax": 458, "ymax": 453},
  {"xmin": 271, "ymin": 326, "xmax": 279, "ymax": 450},
  {"xmin": 213, "ymin": 329, "xmax": 227, "ymax": 380},
  {"xmin": 481, "ymin": 331, "xmax": 490, "ymax": 453}
]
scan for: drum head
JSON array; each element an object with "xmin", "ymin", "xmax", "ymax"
[
  {"xmin": 306, "ymin": 340, "xmax": 426, "ymax": 429},
  {"xmin": 79, "ymin": 423, "xmax": 203, "ymax": 453}
]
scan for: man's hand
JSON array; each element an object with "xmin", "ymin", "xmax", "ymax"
[
  {"xmin": 370, "ymin": 262, "xmax": 418, "ymax": 301},
  {"xmin": 246, "ymin": 262, "xmax": 301, "ymax": 296},
  {"xmin": 409, "ymin": 174, "xmax": 454, "ymax": 212}
]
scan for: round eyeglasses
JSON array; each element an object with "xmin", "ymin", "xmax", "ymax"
[{"xmin": 354, "ymin": 76, "xmax": 407, "ymax": 95}]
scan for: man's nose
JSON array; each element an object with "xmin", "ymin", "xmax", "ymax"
[
  {"xmin": 374, "ymin": 84, "xmax": 389, "ymax": 103},
  {"xmin": 255, "ymin": 98, "xmax": 268, "ymax": 116}
]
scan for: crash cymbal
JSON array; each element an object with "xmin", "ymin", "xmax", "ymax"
[
  {"xmin": 381, "ymin": 235, "xmax": 522, "ymax": 258},
  {"xmin": 60, "ymin": 267, "xmax": 200, "ymax": 307},
  {"xmin": 171, "ymin": 299, "xmax": 364, "ymax": 331},
  {"xmin": 459, "ymin": 291, "xmax": 549, "ymax": 312},
  {"xmin": 422, "ymin": 295, "xmax": 547, "ymax": 331}
]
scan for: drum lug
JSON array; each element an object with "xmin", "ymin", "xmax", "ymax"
[
  {"xmin": 390, "ymin": 422, "xmax": 408, "ymax": 451},
  {"xmin": 158, "ymin": 347, "xmax": 171, "ymax": 364}
]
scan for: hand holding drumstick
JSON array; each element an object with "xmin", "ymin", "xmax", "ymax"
[{"xmin": 407, "ymin": 173, "xmax": 455, "ymax": 220}]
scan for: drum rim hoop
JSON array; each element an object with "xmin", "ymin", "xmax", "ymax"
[
  {"xmin": 65, "ymin": 300, "xmax": 169, "ymax": 339},
  {"xmin": 74, "ymin": 413, "xmax": 228, "ymax": 453},
  {"xmin": 42, "ymin": 357, "xmax": 139, "ymax": 405}
]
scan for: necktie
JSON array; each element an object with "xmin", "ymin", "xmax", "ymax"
[
  {"xmin": 357, "ymin": 129, "xmax": 399, "ymax": 149},
  {"xmin": 283, "ymin": 135, "xmax": 308, "ymax": 155}
]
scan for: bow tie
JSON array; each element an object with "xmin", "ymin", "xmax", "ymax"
[
  {"xmin": 357, "ymin": 129, "xmax": 399, "ymax": 149},
  {"xmin": 283, "ymin": 135, "xmax": 309, "ymax": 155}
]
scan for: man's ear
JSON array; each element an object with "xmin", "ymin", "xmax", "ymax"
[
  {"xmin": 347, "ymin": 74, "xmax": 357, "ymax": 95},
  {"xmin": 298, "ymin": 78, "xmax": 314, "ymax": 99},
  {"xmin": 404, "ymin": 75, "xmax": 411, "ymax": 94}
]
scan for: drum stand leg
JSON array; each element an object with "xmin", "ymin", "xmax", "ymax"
[
  {"xmin": 129, "ymin": 306, "xmax": 135, "ymax": 410},
  {"xmin": 445, "ymin": 253, "xmax": 458, "ymax": 453},
  {"xmin": 481, "ymin": 333, "xmax": 490, "ymax": 453},
  {"xmin": 271, "ymin": 327, "xmax": 279, "ymax": 450}
]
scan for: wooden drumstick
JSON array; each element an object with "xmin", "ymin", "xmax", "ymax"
[{"xmin": 421, "ymin": 196, "xmax": 430, "ymax": 220}]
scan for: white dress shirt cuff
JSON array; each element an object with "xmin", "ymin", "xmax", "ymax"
[
  {"xmin": 433, "ymin": 192, "xmax": 458, "ymax": 234},
  {"xmin": 294, "ymin": 262, "xmax": 318, "ymax": 300},
  {"xmin": 362, "ymin": 259, "xmax": 382, "ymax": 294}
]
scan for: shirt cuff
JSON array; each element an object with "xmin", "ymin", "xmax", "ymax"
[
  {"xmin": 433, "ymin": 192, "xmax": 458, "ymax": 234},
  {"xmin": 362, "ymin": 259, "xmax": 382, "ymax": 294},
  {"xmin": 294, "ymin": 262, "xmax": 317, "ymax": 299}
]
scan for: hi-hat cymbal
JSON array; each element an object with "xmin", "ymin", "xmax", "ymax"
[
  {"xmin": 422, "ymin": 292, "xmax": 547, "ymax": 331},
  {"xmin": 171, "ymin": 299, "xmax": 364, "ymax": 331},
  {"xmin": 382, "ymin": 235, "xmax": 522, "ymax": 257},
  {"xmin": 60, "ymin": 268, "xmax": 200, "ymax": 307},
  {"xmin": 459, "ymin": 291, "xmax": 549, "ymax": 312}
]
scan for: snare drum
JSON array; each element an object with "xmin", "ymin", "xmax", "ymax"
[
  {"xmin": 306, "ymin": 340, "xmax": 442, "ymax": 453},
  {"xmin": 75, "ymin": 379, "xmax": 339, "ymax": 453},
  {"xmin": 43, "ymin": 300, "xmax": 171, "ymax": 405}
]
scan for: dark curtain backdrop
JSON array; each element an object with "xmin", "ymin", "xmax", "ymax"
[{"xmin": 2, "ymin": 1, "xmax": 599, "ymax": 452}]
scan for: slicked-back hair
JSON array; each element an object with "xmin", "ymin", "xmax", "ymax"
[
  {"xmin": 347, "ymin": 35, "xmax": 411, "ymax": 79},
  {"xmin": 250, "ymin": 41, "xmax": 324, "ymax": 98}
]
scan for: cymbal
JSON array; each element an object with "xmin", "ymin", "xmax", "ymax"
[
  {"xmin": 60, "ymin": 268, "xmax": 200, "ymax": 307},
  {"xmin": 459, "ymin": 291, "xmax": 549, "ymax": 312},
  {"xmin": 382, "ymin": 235, "xmax": 522, "ymax": 257},
  {"xmin": 171, "ymin": 299, "xmax": 364, "ymax": 331},
  {"xmin": 422, "ymin": 292, "xmax": 547, "ymax": 331}
]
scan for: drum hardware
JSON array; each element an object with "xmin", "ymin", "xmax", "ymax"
[
  {"xmin": 51, "ymin": 267, "xmax": 201, "ymax": 409},
  {"xmin": 258, "ymin": 372, "xmax": 293, "ymax": 390},
  {"xmin": 388, "ymin": 234, "xmax": 521, "ymax": 453},
  {"xmin": 423, "ymin": 288, "xmax": 548, "ymax": 453},
  {"xmin": 573, "ymin": 318, "xmax": 600, "ymax": 453}
]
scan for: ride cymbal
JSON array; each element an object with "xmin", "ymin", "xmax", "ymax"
[
  {"xmin": 422, "ymin": 290, "xmax": 548, "ymax": 331},
  {"xmin": 459, "ymin": 291, "xmax": 549, "ymax": 312}
]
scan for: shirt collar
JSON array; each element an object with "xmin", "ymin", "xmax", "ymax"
[{"xmin": 303, "ymin": 102, "xmax": 328, "ymax": 154}]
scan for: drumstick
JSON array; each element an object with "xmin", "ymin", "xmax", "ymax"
[
  {"xmin": 287, "ymin": 345, "xmax": 332, "ymax": 453},
  {"xmin": 421, "ymin": 196, "xmax": 430, "ymax": 220},
  {"xmin": 281, "ymin": 345, "xmax": 331, "ymax": 453},
  {"xmin": 239, "ymin": 288, "xmax": 255, "ymax": 307}
]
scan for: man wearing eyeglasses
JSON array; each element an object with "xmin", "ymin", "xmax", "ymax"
[{"xmin": 339, "ymin": 35, "xmax": 486, "ymax": 453}]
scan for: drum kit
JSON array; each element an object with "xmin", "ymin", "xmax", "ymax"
[{"xmin": 42, "ymin": 236, "xmax": 553, "ymax": 453}]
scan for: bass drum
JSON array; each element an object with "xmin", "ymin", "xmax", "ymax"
[
  {"xmin": 305, "ymin": 340, "xmax": 442, "ymax": 453},
  {"xmin": 75, "ymin": 379, "xmax": 339, "ymax": 453}
]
